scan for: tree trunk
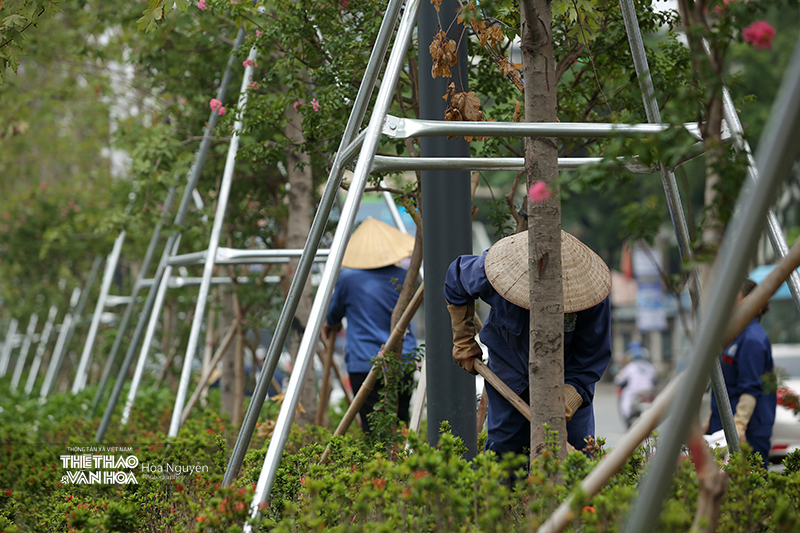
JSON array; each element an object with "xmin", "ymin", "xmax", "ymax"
[
  {"xmin": 282, "ymin": 96, "xmax": 317, "ymax": 427},
  {"xmin": 232, "ymin": 290, "xmax": 245, "ymax": 427},
  {"xmin": 220, "ymin": 288, "xmax": 237, "ymax": 418},
  {"xmin": 677, "ymin": 0, "xmax": 726, "ymax": 289},
  {"xmin": 520, "ymin": 0, "xmax": 567, "ymax": 465}
]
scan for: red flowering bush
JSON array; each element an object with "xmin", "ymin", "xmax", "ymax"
[{"xmin": 777, "ymin": 387, "xmax": 800, "ymax": 415}]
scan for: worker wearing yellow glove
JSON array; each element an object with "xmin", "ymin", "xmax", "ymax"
[
  {"xmin": 707, "ymin": 279, "xmax": 777, "ymax": 467},
  {"xmin": 445, "ymin": 230, "xmax": 612, "ymax": 455}
]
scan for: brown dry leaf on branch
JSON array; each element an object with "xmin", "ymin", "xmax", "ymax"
[
  {"xmin": 512, "ymin": 99, "xmax": 522, "ymax": 122},
  {"xmin": 499, "ymin": 57, "xmax": 524, "ymax": 92},
  {"xmin": 430, "ymin": 0, "xmax": 442, "ymax": 12},
  {"xmin": 430, "ymin": 30, "xmax": 458, "ymax": 78},
  {"xmin": 443, "ymin": 82, "xmax": 489, "ymax": 142}
]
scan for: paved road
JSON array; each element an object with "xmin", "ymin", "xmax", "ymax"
[{"xmin": 593, "ymin": 381, "xmax": 632, "ymax": 450}]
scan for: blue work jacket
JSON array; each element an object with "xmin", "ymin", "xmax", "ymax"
[
  {"xmin": 444, "ymin": 251, "xmax": 612, "ymax": 451},
  {"xmin": 326, "ymin": 266, "xmax": 417, "ymax": 374},
  {"xmin": 709, "ymin": 319, "xmax": 776, "ymax": 444}
]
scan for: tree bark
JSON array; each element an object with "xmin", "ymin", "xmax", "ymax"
[
  {"xmin": 282, "ymin": 96, "xmax": 317, "ymax": 427},
  {"xmin": 677, "ymin": 0, "xmax": 726, "ymax": 288},
  {"xmin": 521, "ymin": 0, "xmax": 566, "ymax": 465},
  {"xmin": 220, "ymin": 288, "xmax": 237, "ymax": 418}
]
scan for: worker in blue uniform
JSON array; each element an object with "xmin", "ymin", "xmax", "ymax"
[
  {"xmin": 324, "ymin": 217, "xmax": 419, "ymax": 435},
  {"xmin": 444, "ymin": 230, "xmax": 612, "ymax": 455},
  {"xmin": 707, "ymin": 278, "xmax": 776, "ymax": 467}
]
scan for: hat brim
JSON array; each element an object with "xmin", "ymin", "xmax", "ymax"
[
  {"xmin": 484, "ymin": 230, "xmax": 611, "ymax": 313},
  {"xmin": 341, "ymin": 217, "xmax": 415, "ymax": 269}
]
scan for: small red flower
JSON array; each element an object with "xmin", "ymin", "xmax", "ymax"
[
  {"xmin": 742, "ymin": 21, "xmax": 776, "ymax": 51},
  {"xmin": 528, "ymin": 181, "xmax": 552, "ymax": 203}
]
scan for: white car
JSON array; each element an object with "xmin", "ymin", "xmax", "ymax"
[{"xmin": 769, "ymin": 346, "xmax": 800, "ymax": 462}]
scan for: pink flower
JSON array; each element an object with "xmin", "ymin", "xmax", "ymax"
[
  {"xmin": 527, "ymin": 181, "xmax": 551, "ymax": 203},
  {"xmin": 293, "ymin": 100, "xmax": 302, "ymax": 111},
  {"xmin": 340, "ymin": 0, "xmax": 349, "ymax": 7},
  {"xmin": 197, "ymin": 0, "xmax": 206, "ymax": 10},
  {"xmin": 310, "ymin": 98, "xmax": 320, "ymax": 112},
  {"xmin": 209, "ymin": 99, "xmax": 226, "ymax": 116},
  {"xmin": 243, "ymin": 59, "xmax": 257, "ymax": 68},
  {"xmin": 742, "ymin": 21, "xmax": 776, "ymax": 50},
  {"xmin": 249, "ymin": 82, "xmax": 259, "ymax": 90},
  {"xmin": 256, "ymin": 30, "xmax": 262, "ymax": 37}
]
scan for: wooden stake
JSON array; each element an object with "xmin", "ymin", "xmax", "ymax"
[
  {"xmin": 315, "ymin": 334, "xmax": 336, "ymax": 427},
  {"xmin": 320, "ymin": 283, "xmax": 424, "ymax": 464},
  {"xmin": 180, "ymin": 318, "xmax": 241, "ymax": 427}
]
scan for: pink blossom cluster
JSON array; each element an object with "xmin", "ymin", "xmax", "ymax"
[
  {"xmin": 527, "ymin": 181, "xmax": 551, "ymax": 203},
  {"xmin": 742, "ymin": 21, "xmax": 776, "ymax": 51},
  {"xmin": 292, "ymin": 99, "xmax": 321, "ymax": 113},
  {"xmin": 61, "ymin": 198, "xmax": 80, "ymax": 218},
  {"xmin": 209, "ymin": 98, "xmax": 226, "ymax": 116},
  {"xmin": 243, "ymin": 59, "xmax": 257, "ymax": 68},
  {"xmin": 249, "ymin": 82, "xmax": 259, "ymax": 91},
  {"xmin": 197, "ymin": 0, "xmax": 207, "ymax": 10}
]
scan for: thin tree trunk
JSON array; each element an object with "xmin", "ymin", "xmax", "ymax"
[
  {"xmin": 521, "ymin": 0, "xmax": 567, "ymax": 466},
  {"xmin": 231, "ymin": 285, "xmax": 245, "ymax": 427},
  {"xmin": 220, "ymin": 287, "xmax": 237, "ymax": 418},
  {"xmin": 283, "ymin": 94, "xmax": 317, "ymax": 427}
]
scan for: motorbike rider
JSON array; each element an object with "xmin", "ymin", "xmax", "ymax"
[{"xmin": 614, "ymin": 341, "xmax": 657, "ymax": 427}]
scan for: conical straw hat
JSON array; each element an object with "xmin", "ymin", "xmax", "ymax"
[
  {"xmin": 484, "ymin": 230, "xmax": 611, "ymax": 313},
  {"xmin": 341, "ymin": 217, "xmax": 415, "ymax": 269}
]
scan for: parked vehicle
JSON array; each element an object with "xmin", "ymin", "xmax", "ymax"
[
  {"xmin": 769, "ymin": 346, "xmax": 800, "ymax": 462},
  {"xmin": 748, "ymin": 265, "xmax": 800, "ymax": 463}
]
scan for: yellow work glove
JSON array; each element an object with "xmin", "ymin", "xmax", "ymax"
[
  {"xmin": 446, "ymin": 300, "xmax": 482, "ymax": 375},
  {"xmin": 564, "ymin": 384, "xmax": 583, "ymax": 422},
  {"xmin": 733, "ymin": 393, "xmax": 757, "ymax": 443}
]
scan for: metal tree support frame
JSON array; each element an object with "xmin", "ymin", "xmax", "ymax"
[
  {"xmin": 73, "ymin": 231, "xmax": 126, "ymax": 393},
  {"xmin": 618, "ymin": 0, "xmax": 740, "ymax": 452},
  {"xmin": 12, "ymin": 305, "xmax": 57, "ymax": 392},
  {"xmin": 0, "ymin": 319, "xmax": 18, "ymax": 377},
  {"xmin": 624, "ymin": 35, "xmax": 800, "ymax": 532},
  {"xmin": 23, "ymin": 304, "xmax": 59, "ymax": 395},
  {"xmin": 9, "ymin": 312, "xmax": 38, "ymax": 390},
  {"xmin": 94, "ymin": 28, "xmax": 247, "ymax": 443},
  {"xmin": 90, "ymin": 187, "xmax": 177, "ymax": 414},
  {"xmin": 41, "ymin": 257, "xmax": 102, "ymax": 398},
  {"xmin": 37, "ymin": 288, "xmax": 79, "ymax": 395},
  {"xmin": 65, "ymin": 1, "xmax": 795, "ymax": 528},
  {"xmin": 222, "ymin": 0, "xmax": 408, "ymax": 487},
  {"xmin": 245, "ymin": 0, "xmax": 423, "ymax": 519},
  {"xmin": 166, "ymin": 45, "xmax": 259, "ymax": 438}
]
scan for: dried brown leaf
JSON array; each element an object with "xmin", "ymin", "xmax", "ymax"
[
  {"xmin": 429, "ymin": 30, "xmax": 458, "ymax": 78},
  {"xmin": 512, "ymin": 99, "xmax": 522, "ymax": 122}
]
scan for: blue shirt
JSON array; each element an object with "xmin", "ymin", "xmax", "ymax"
[
  {"xmin": 709, "ymin": 319, "xmax": 776, "ymax": 440},
  {"xmin": 326, "ymin": 266, "xmax": 418, "ymax": 374},
  {"xmin": 444, "ymin": 251, "xmax": 612, "ymax": 451}
]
